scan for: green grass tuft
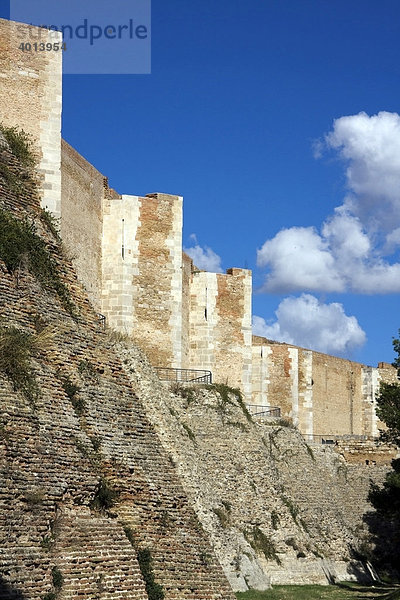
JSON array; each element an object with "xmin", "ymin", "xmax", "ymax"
[
  {"xmin": 0, "ymin": 325, "xmax": 39, "ymax": 403},
  {"xmin": 213, "ymin": 506, "xmax": 231, "ymax": 528},
  {"xmin": 182, "ymin": 422, "xmax": 196, "ymax": 442},
  {"xmin": 271, "ymin": 510, "xmax": 280, "ymax": 530},
  {"xmin": 236, "ymin": 583, "xmax": 400, "ymax": 600},
  {"xmin": 137, "ymin": 548, "xmax": 165, "ymax": 600},
  {"xmin": 244, "ymin": 526, "xmax": 281, "ymax": 564},
  {"xmin": 40, "ymin": 208, "xmax": 61, "ymax": 242},
  {"xmin": 281, "ymin": 495, "xmax": 299, "ymax": 525},
  {"xmin": 305, "ymin": 443, "xmax": 315, "ymax": 461},
  {"xmin": 123, "ymin": 525, "xmax": 136, "ymax": 547},
  {"xmin": 51, "ymin": 566, "xmax": 63, "ymax": 590},
  {"xmin": 205, "ymin": 383, "xmax": 253, "ymax": 422},
  {"xmin": 171, "ymin": 382, "xmax": 197, "ymax": 404},
  {"xmin": 90, "ymin": 478, "xmax": 119, "ymax": 512},
  {"xmin": 0, "ymin": 124, "xmax": 36, "ymax": 168},
  {"xmin": 0, "ymin": 209, "xmax": 75, "ymax": 315}
]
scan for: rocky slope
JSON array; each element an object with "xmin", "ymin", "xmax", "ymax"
[
  {"xmin": 118, "ymin": 342, "xmax": 387, "ymax": 589},
  {"xmin": 0, "ymin": 131, "xmax": 386, "ymax": 598},
  {"xmin": 0, "ymin": 135, "xmax": 235, "ymax": 599}
]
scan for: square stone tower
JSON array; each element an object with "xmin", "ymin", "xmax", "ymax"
[
  {"xmin": 0, "ymin": 19, "xmax": 62, "ymax": 216},
  {"xmin": 102, "ymin": 192, "xmax": 184, "ymax": 368}
]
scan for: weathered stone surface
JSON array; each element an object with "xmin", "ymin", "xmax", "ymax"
[
  {"xmin": 117, "ymin": 341, "xmax": 390, "ymax": 589},
  {"xmin": 0, "ymin": 16, "xmax": 397, "ymax": 440},
  {"xmin": 0, "ymin": 147, "xmax": 235, "ymax": 599},
  {"xmin": 0, "ymin": 18, "xmax": 62, "ymax": 216},
  {"xmin": 0, "ymin": 18, "xmax": 397, "ymax": 597},
  {"xmin": 251, "ymin": 337, "xmax": 398, "ymax": 438}
]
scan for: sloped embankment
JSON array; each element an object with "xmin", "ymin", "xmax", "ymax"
[
  {"xmin": 117, "ymin": 342, "xmax": 387, "ymax": 590},
  {"xmin": 0, "ymin": 134, "xmax": 235, "ymax": 599}
]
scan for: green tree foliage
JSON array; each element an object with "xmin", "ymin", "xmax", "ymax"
[
  {"xmin": 392, "ymin": 331, "xmax": 400, "ymax": 374},
  {"xmin": 376, "ymin": 383, "xmax": 400, "ymax": 446},
  {"xmin": 0, "ymin": 124, "xmax": 36, "ymax": 168},
  {"xmin": 0, "ymin": 325, "xmax": 39, "ymax": 403},
  {"xmin": 367, "ymin": 330, "xmax": 400, "ymax": 578}
]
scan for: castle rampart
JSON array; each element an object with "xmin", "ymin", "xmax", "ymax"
[
  {"xmin": 61, "ymin": 140, "xmax": 105, "ymax": 310},
  {"xmin": 1, "ymin": 17, "xmax": 397, "ymax": 440},
  {"xmin": 0, "ymin": 19, "xmax": 62, "ymax": 216},
  {"xmin": 251, "ymin": 336, "xmax": 398, "ymax": 437},
  {"xmin": 188, "ymin": 268, "xmax": 253, "ymax": 395}
]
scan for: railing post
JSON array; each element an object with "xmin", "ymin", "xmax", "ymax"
[{"xmin": 154, "ymin": 367, "xmax": 212, "ymax": 385}]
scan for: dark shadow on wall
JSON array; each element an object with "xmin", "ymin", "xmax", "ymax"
[
  {"xmin": 361, "ymin": 465, "xmax": 400, "ymax": 583},
  {"xmin": 363, "ymin": 505, "xmax": 400, "ymax": 582},
  {"xmin": 0, "ymin": 576, "xmax": 27, "ymax": 600}
]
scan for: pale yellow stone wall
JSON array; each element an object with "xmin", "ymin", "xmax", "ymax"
[
  {"xmin": 101, "ymin": 192, "xmax": 183, "ymax": 368},
  {"xmin": 297, "ymin": 350, "xmax": 313, "ymax": 436},
  {"xmin": 133, "ymin": 193, "xmax": 183, "ymax": 368},
  {"xmin": 251, "ymin": 341, "xmax": 312, "ymax": 434},
  {"xmin": 378, "ymin": 362, "xmax": 398, "ymax": 384},
  {"xmin": 251, "ymin": 340, "xmax": 297, "ymax": 420},
  {"xmin": 3, "ymin": 19, "xmax": 395, "ymax": 442},
  {"xmin": 101, "ymin": 193, "xmax": 141, "ymax": 333},
  {"xmin": 250, "ymin": 337, "xmax": 395, "ymax": 438},
  {"xmin": 181, "ymin": 252, "xmax": 193, "ymax": 369},
  {"xmin": 61, "ymin": 140, "xmax": 105, "ymax": 310},
  {"xmin": 311, "ymin": 352, "xmax": 363, "ymax": 436},
  {"xmin": 251, "ymin": 342, "xmax": 271, "ymax": 407},
  {"xmin": 0, "ymin": 19, "xmax": 62, "ymax": 216},
  {"xmin": 362, "ymin": 366, "xmax": 382, "ymax": 439},
  {"xmin": 189, "ymin": 271, "xmax": 219, "ymax": 372},
  {"xmin": 189, "ymin": 268, "xmax": 253, "ymax": 399}
]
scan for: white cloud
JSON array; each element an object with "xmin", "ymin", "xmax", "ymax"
[
  {"xmin": 258, "ymin": 111, "xmax": 400, "ymax": 294},
  {"xmin": 257, "ymin": 226, "xmax": 344, "ymax": 293},
  {"xmin": 184, "ymin": 237, "xmax": 223, "ymax": 273},
  {"xmin": 253, "ymin": 295, "xmax": 366, "ymax": 355},
  {"xmin": 385, "ymin": 227, "xmax": 400, "ymax": 254},
  {"xmin": 326, "ymin": 111, "xmax": 400, "ymax": 232}
]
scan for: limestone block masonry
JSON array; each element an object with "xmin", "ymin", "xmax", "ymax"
[
  {"xmin": 102, "ymin": 191, "xmax": 184, "ymax": 368},
  {"xmin": 1, "ymin": 18, "xmax": 400, "ymax": 596},
  {"xmin": 188, "ymin": 268, "xmax": 252, "ymax": 396},
  {"xmin": 61, "ymin": 140, "xmax": 105, "ymax": 310},
  {"xmin": 117, "ymin": 339, "xmax": 391, "ymax": 589},
  {"xmin": 1, "ymin": 17, "xmax": 398, "ymax": 442},
  {"xmin": 0, "ymin": 19, "xmax": 62, "ymax": 217},
  {"xmin": 251, "ymin": 338, "xmax": 398, "ymax": 437},
  {"xmin": 0, "ymin": 142, "xmax": 236, "ymax": 599}
]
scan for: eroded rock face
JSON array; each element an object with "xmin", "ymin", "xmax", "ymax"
[
  {"xmin": 0, "ymin": 146, "xmax": 236, "ymax": 599},
  {"xmin": 0, "ymin": 141, "xmax": 386, "ymax": 596},
  {"xmin": 117, "ymin": 342, "xmax": 387, "ymax": 589}
]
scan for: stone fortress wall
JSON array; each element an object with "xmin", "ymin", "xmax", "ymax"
[
  {"xmin": 251, "ymin": 339, "xmax": 398, "ymax": 437},
  {"xmin": 0, "ymin": 19, "xmax": 62, "ymax": 216},
  {"xmin": 0, "ymin": 133, "xmax": 392, "ymax": 594},
  {"xmin": 1, "ymin": 17, "xmax": 398, "ymax": 440},
  {"xmin": 58, "ymin": 127, "xmax": 398, "ymax": 441}
]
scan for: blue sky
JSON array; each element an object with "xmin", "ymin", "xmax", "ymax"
[{"xmin": 3, "ymin": 0, "xmax": 400, "ymax": 366}]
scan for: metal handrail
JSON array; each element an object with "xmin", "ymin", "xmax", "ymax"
[
  {"xmin": 247, "ymin": 404, "xmax": 281, "ymax": 418},
  {"xmin": 155, "ymin": 367, "xmax": 212, "ymax": 385}
]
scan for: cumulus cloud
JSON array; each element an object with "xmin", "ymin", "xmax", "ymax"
[
  {"xmin": 184, "ymin": 235, "xmax": 223, "ymax": 273},
  {"xmin": 326, "ymin": 111, "xmax": 400, "ymax": 232},
  {"xmin": 252, "ymin": 295, "xmax": 366, "ymax": 355},
  {"xmin": 258, "ymin": 111, "xmax": 400, "ymax": 294},
  {"xmin": 257, "ymin": 226, "xmax": 344, "ymax": 292}
]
